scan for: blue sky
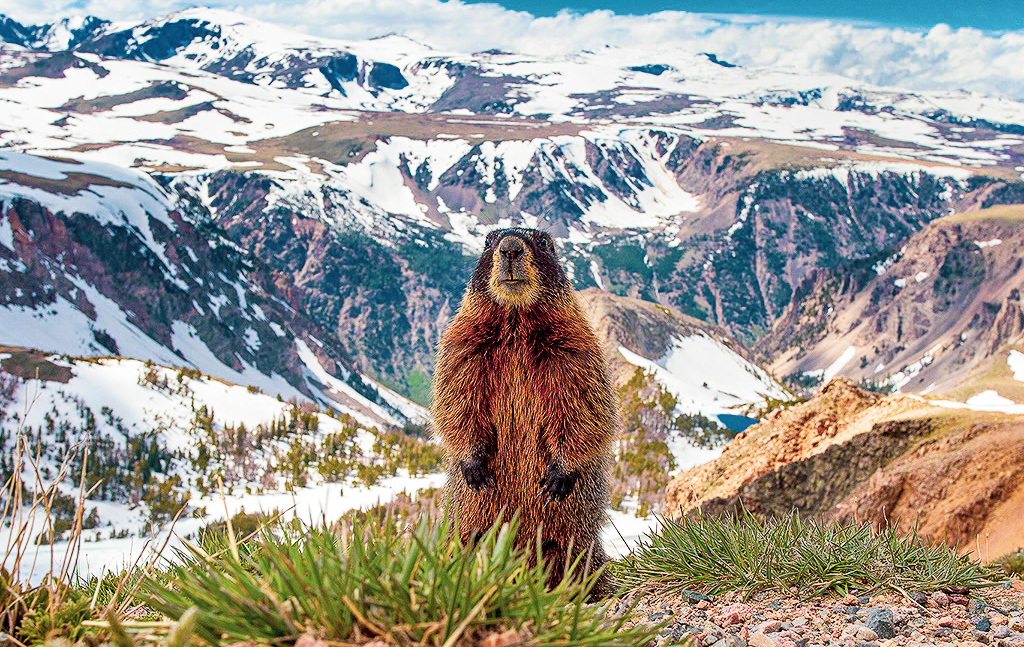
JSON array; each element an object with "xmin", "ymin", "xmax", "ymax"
[{"xmin": 460, "ymin": 0, "xmax": 1023, "ymax": 31}]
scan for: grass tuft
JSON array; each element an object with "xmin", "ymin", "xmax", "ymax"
[
  {"xmin": 992, "ymin": 549, "xmax": 1024, "ymax": 578},
  {"xmin": 616, "ymin": 510, "xmax": 1001, "ymax": 599},
  {"xmin": 139, "ymin": 513, "xmax": 667, "ymax": 646}
]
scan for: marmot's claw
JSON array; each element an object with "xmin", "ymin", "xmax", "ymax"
[
  {"xmin": 460, "ymin": 454, "xmax": 494, "ymax": 492},
  {"xmin": 539, "ymin": 461, "xmax": 579, "ymax": 503}
]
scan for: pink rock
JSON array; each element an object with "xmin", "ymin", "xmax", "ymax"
[
  {"xmin": 936, "ymin": 616, "xmax": 966, "ymax": 629},
  {"xmin": 717, "ymin": 603, "xmax": 754, "ymax": 626}
]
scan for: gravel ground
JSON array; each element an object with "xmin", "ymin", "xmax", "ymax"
[{"xmin": 611, "ymin": 580, "xmax": 1024, "ymax": 647}]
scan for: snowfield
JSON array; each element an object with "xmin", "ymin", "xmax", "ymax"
[{"xmin": 617, "ymin": 332, "xmax": 790, "ymax": 470}]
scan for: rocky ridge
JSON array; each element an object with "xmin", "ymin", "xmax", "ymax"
[{"xmin": 667, "ymin": 379, "xmax": 1024, "ymax": 559}]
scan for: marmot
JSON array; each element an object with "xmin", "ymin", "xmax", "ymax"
[{"xmin": 432, "ymin": 227, "xmax": 617, "ymax": 596}]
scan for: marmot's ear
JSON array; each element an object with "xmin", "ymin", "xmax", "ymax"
[{"xmin": 485, "ymin": 230, "xmax": 502, "ymax": 248}]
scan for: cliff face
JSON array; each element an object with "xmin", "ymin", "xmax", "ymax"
[
  {"xmin": 0, "ymin": 153, "xmax": 422, "ymax": 427},
  {"xmin": 759, "ymin": 204, "xmax": 1024, "ymax": 399},
  {"xmin": 666, "ymin": 378, "xmax": 1024, "ymax": 559}
]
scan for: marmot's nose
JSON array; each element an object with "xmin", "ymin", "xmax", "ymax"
[{"xmin": 499, "ymin": 237, "xmax": 525, "ymax": 262}]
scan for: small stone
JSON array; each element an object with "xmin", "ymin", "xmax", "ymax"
[
  {"xmin": 950, "ymin": 594, "xmax": 971, "ymax": 607},
  {"xmin": 858, "ymin": 597, "xmax": 871, "ymax": 606},
  {"xmin": 1011, "ymin": 579, "xmax": 1024, "ymax": 594},
  {"xmin": 841, "ymin": 624, "xmax": 879, "ymax": 641},
  {"xmin": 844, "ymin": 594, "xmax": 860, "ymax": 605},
  {"xmin": 854, "ymin": 642, "xmax": 879, "ymax": 647},
  {"xmin": 992, "ymin": 626, "xmax": 1011, "ymax": 639},
  {"xmin": 970, "ymin": 600, "xmax": 989, "ymax": 614},
  {"xmin": 993, "ymin": 614, "xmax": 1009, "ymax": 625},
  {"xmin": 681, "ymin": 589, "xmax": 711, "ymax": 602},
  {"xmin": 976, "ymin": 617, "xmax": 992, "ymax": 632},
  {"xmin": 661, "ymin": 624, "xmax": 692, "ymax": 643},
  {"xmin": 780, "ymin": 622, "xmax": 794, "ymax": 631},
  {"xmin": 748, "ymin": 634, "xmax": 778, "ymax": 647},
  {"xmin": 717, "ymin": 604, "xmax": 753, "ymax": 627},
  {"xmin": 847, "ymin": 606, "xmax": 861, "ymax": 615},
  {"xmin": 755, "ymin": 621, "xmax": 783, "ymax": 634},
  {"xmin": 698, "ymin": 599, "xmax": 711, "ymax": 610},
  {"xmin": 910, "ymin": 591, "xmax": 928, "ymax": 607},
  {"xmin": 971, "ymin": 631, "xmax": 991, "ymax": 644},
  {"xmin": 864, "ymin": 608, "xmax": 896, "ymax": 639},
  {"xmin": 702, "ymin": 620, "xmax": 729, "ymax": 640},
  {"xmin": 937, "ymin": 616, "xmax": 966, "ymax": 630},
  {"xmin": 792, "ymin": 617, "xmax": 809, "ymax": 627},
  {"xmin": 930, "ymin": 591, "xmax": 950, "ymax": 608},
  {"xmin": 708, "ymin": 638, "xmax": 746, "ymax": 647}
]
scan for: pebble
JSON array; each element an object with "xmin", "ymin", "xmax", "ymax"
[
  {"xmin": 748, "ymin": 634, "xmax": 777, "ymax": 647},
  {"xmin": 841, "ymin": 624, "xmax": 879, "ymax": 641},
  {"xmin": 992, "ymin": 625, "xmax": 1012, "ymax": 638},
  {"xmin": 718, "ymin": 604, "xmax": 754, "ymax": 627},
  {"xmin": 937, "ymin": 615, "xmax": 966, "ymax": 630},
  {"xmin": 709, "ymin": 637, "xmax": 747, "ymax": 647},
  {"xmin": 755, "ymin": 621, "xmax": 783, "ymax": 634},
  {"xmin": 930, "ymin": 592, "xmax": 950, "ymax": 608},
  {"xmin": 975, "ymin": 617, "xmax": 991, "ymax": 632},
  {"xmin": 864, "ymin": 607, "xmax": 896, "ymax": 639}
]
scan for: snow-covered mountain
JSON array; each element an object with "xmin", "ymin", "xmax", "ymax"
[
  {"xmin": 1, "ymin": 6, "xmax": 1023, "ymax": 404},
  {"xmin": 0, "ymin": 150, "xmax": 426, "ymax": 427}
]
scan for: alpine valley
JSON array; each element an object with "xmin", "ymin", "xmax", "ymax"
[{"xmin": 2, "ymin": 8, "xmax": 1024, "ymax": 573}]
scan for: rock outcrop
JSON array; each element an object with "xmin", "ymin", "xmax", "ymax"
[{"xmin": 667, "ymin": 378, "xmax": 1024, "ymax": 559}]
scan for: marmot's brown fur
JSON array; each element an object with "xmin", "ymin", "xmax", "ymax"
[{"xmin": 432, "ymin": 227, "xmax": 617, "ymax": 595}]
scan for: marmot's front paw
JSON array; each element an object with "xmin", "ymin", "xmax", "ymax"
[
  {"xmin": 539, "ymin": 460, "xmax": 579, "ymax": 502},
  {"xmin": 460, "ymin": 452, "xmax": 495, "ymax": 492}
]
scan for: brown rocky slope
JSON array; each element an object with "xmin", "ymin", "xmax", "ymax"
[
  {"xmin": 666, "ymin": 378, "xmax": 1024, "ymax": 561},
  {"xmin": 759, "ymin": 204, "xmax": 1024, "ymax": 400}
]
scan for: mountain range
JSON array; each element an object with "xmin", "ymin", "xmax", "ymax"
[{"xmin": 3, "ymin": 7, "xmax": 1023, "ymax": 407}]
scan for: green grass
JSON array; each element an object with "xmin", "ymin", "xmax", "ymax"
[
  {"xmin": 992, "ymin": 549, "xmax": 1024, "ymax": 578},
  {"xmin": 138, "ymin": 514, "xmax": 667, "ymax": 647},
  {"xmin": 616, "ymin": 510, "xmax": 1002, "ymax": 599}
]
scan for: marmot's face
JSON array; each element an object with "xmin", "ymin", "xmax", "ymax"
[{"xmin": 470, "ymin": 228, "xmax": 566, "ymax": 308}]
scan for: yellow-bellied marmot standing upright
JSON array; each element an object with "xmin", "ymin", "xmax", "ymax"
[{"xmin": 432, "ymin": 227, "xmax": 617, "ymax": 596}]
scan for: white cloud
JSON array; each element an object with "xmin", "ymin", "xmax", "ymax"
[{"xmin": 2, "ymin": 0, "xmax": 1024, "ymax": 99}]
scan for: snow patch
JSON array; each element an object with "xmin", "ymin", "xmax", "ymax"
[{"xmin": 822, "ymin": 346, "xmax": 856, "ymax": 382}]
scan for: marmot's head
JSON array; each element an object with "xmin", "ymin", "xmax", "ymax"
[{"xmin": 470, "ymin": 228, "xmax": 569, "ymax": 308}]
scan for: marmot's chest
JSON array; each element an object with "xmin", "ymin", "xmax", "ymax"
[{"xmin": 489, "ymin": 336, "xmax": 562, "ymax": 420}]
